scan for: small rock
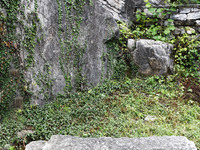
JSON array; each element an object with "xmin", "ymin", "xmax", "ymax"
[
  {"xmin": 164, "ymin": 20, "xmax": 174, "ymax": 26},
  {"xmin": 180, "ymin": 27, "xmax": 186, "ymax": 34},
  {"xmin": 17, "ymin": 130, "xmax": 34, "ymax": 138},
  {"xmin": 196, "ymin": 20, "xmax": 200, "ymax": 26},
  {"xmin": 133, "ymin": 39, "xmax": 174, "ymax": 76},
  {"xmin": 191, "ymin": 8, "xmax": 200, "ymax": 12},
  {"xmin": 127, "ymin": 39, "xmax": 136, "ymax": 51},
  {"xmin": 170, "ymin": 14, "xmax": 187, "ymax": 21},
  {"xmin": 179, "ymin": 8, "xmax": 190, "ymax": 14},
  {"xmin": 174, "ymin": 28, "xmax": 181, "ymax": 35},
  {"xmin": 185, "ymin": 27, "xmax": 195, "ymax": 34},
  {"xmin": 187, "ymin": 12, "xmax": 200, "ymax": 20},
  {"xmin": 144, "ymin": 115, "xmax": 157, "ymax": 122},
  {"xmin": 3, "ymin": 144, "xmax": 11, "ymax": 150}
]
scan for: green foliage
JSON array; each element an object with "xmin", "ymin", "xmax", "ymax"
[
  {"xmin": 172, "ymin": 34, "xmax": 200, "ymax": 78},
  {"xmin": 117, "ymin": 0, "xmax": 200, "ymax": 79},
  {"xmin": 0, "ymin": 0, "xmax": 23, "ymax": 111},
  {"xmin": 133, "ymin": 6, "xmax": 176, "ymax": 41},
  {"xmin": 1, "ymin": 77, "xmax": 200, "ymax": 149},
  {"xmin": 106, "ymin": 39, "xmax": 138, "ymax": 79}
]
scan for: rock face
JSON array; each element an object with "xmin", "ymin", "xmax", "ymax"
[
  {"xmin": 97, "ymin": 0, "xmax": 166, "ymax": 21},
  {"xmin": 131, "ymin": 39, "xmax": 173, "ymax": 76},
  {"xmin": 97, "ymin": 0, "xmax": 126, "ymax": 21},
  {"xmin": 25, "ymin": 135, "xmax": 197, "ymax": 150},
  {"xmin": 18, "ymin": 0, "xmax": 119, "ymax": 104}
]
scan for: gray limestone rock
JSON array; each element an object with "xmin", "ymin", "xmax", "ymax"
[
  {"xmin": 132, "ymin": 39, "xmax": 173, "ymax": 76},
  {"xmin": 170, "ymin": 14, "xmax": 187, "ymax": 21},
  {"xmin": 25, "ymin": 135, "xmax": 197, "ymax": 150},
  {"xmin": 144, "ymin": 115, "xmax": 157, "ymax": 122},
  {"xmin": 179, "ymin": 8, "xmax": 191, "ymax": 14},
  {"xmin": 196, "ymin": 20, "xmax": 200, "ymax": 26},
  {"xmin": 25, "ymin": 141, "xmax": 46, "ymax": 150},
  {"xmin": 188, "ymin": 12, "xmax": 200, "ymax": 20},
  {"xmin": 127, "ymin": 39, "xmax": 136, "ymax": 51},
  {"xmin": 17, "ymin": 130, "xmax": 34, "ymax": 138},
  {"xmin": 18, "ymin": 0, "xmax": 119, "ymax": 104},
  {"xmin": 97, "ymin": 0, "xmax": 126, "ymax": 21},
  {"xmin": 185, "ymin": 27, "xmax": 196, "ymax": 34},
  {"xmin": 96, "ymin": 0, "xmax": 166, "ymax": 22}
]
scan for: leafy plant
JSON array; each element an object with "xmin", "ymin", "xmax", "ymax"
[
  {"xmin": 1, "ymin": 77, "xmax": 200, "ymax": 149},
  {"xmin": 133, "ymin": 2, "xmax": 176, "ymax": 41},
  {"xmin": 172, "ymin": 34, "xmax": 200, "ymax": 77}
]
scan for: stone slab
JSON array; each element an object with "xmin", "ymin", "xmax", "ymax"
[{"xmin": 25, "ymin": 135, "xmax": 197, "ymax": 150}]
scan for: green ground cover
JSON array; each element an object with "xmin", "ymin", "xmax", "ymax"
[{"xmin": 0, "ymin": 76, "xmax": 200, "ymax": 149}]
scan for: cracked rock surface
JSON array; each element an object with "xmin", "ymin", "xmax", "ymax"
[
  {"xmin": 19, "ymin": 0, "xmax": 119, "ymax": 104},
  {"xmin": 132, "ymin": 39, "xmax": 174, "ymax": 76}
]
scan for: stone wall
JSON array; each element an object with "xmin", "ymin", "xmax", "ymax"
[{"xmin": 134, "ymin": 4, "xmax": 200, "ymax": 35}]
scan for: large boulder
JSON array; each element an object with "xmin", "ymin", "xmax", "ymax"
[
  {"xmin": 25, "ymin": 135, "xmax": 197, "ymax": 150},
  {"xmin": 14, "ymin": 0, "xmax": 119, "ymax": 104},
  {"xmin": 130, "ymin": 39, "xmax": 174, "ymax": 76}
]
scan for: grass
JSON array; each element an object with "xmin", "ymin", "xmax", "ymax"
[{"xmin": 0, "ymin": 76, "xmax": 200, "ymax": 149}]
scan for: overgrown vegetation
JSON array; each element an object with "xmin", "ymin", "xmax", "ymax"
[
  {"xmin": 0, "ymin": 0, "xmax": 28, "ymax": 112},
  {"xmin": 117, "ymin": 0, "xmax": 200, "ymax": 100},
  {"xmin": 1, "ymin": 0, "xmax": 200, "ymax": 150},
  {"xmin": 1, "ymin": 77, "xmax": 200, "ymax": 149}
]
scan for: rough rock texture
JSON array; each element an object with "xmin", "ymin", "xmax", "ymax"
[
  {"xmin": 97, "ymin": 0, "xmax": 126, "ymax": 20},
  {"xmin": 132, "ymin": 39, "xmax": 173, "ymax": 76},
  {"xmin": 171, "ymin": 8, "xmax": 200, "ymax": 20},
  {"xmin": 25, "ymin": 135, "xmax": 197, "ymax": 150},
  {"xmin": 9, "ymin": 0, "xmax": 200, "ymax": 105},
  {"xmin": 18, "ymin": 0, "xmax": 119, "ymax": 104},
  {"xmin": 134, "ymin": 5, "xmax": 200, "ymax": 35},
  {"xmin": 17, "ymin": 130, "xmax": 34, "ymax": 138},
  {"xmin": 97, "ymin": 0, "xmax": 166, "ymax": 21}
]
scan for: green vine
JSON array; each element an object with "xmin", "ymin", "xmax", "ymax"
[
  {"xmin": 57, "ymin": 0, "xmax": 87, "ymax": 92},
  {"xmin": 0, "ymin": 0, "xmax": 40, "ymax": 111},
  {"xmin": 0, "ymin": 0, "xmax": 23, "ymax": 111}
]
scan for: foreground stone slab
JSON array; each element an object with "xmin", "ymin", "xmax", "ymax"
[{"xmin": 25, "ymin": 135, "xmax": 197, "ymax": 150}]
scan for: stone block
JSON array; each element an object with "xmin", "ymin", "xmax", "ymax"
[
  {"xmin": 25, "ymin": 135, "xmax": 197, "ymax": 150},
  {"xmin": 132, "ymin": 39, "xmax": 173, "ymax": 76}
]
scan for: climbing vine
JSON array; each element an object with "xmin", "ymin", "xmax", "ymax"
[
  {"xmin": 57, "ymin": 0, "xmax": 87, "ymax": 92},
  {"xmin": 0, "ymin": 0, "xmax": 22, "ymax": 111},
  {"xmin": 0, "ymin": 0, "xmax": 40, "ymax": 111}
]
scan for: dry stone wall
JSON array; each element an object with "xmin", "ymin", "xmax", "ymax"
[{"xmin": 134, "ymin": 4, "xmax": 200, "ymax": 35}]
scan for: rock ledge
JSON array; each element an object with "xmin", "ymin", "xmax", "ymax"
[{"xmin": 25, "ymin": 135, "xmax": 197, "ymax": 150}]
